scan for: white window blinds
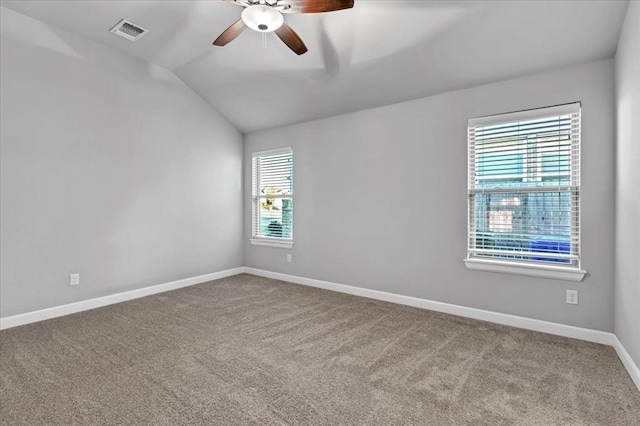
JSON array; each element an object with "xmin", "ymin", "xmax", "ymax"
[
  {"xmin": 252, "ymin": 148, "xmax": 293, "ymax": 242},
  {"xmin": 467, "ymin": 103, "xmax": 581, "ymax": 268}
]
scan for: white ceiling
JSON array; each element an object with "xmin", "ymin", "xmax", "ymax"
[{"xmin": 1, "ymin": 0, "xmax": 630, "ymax": 133}]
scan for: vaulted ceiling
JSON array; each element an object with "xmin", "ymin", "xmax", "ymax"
[{"xmin": 1, "ymin": 0, "xmax": 630, "ymax": 132}]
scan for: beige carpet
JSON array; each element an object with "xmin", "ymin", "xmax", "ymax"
[{"xmin": 1, "ymin": 274, "xmax": 638, "ymax": 425}]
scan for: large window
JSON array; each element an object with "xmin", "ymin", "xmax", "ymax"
[
  {"xmin": 466, "ymin": 103, "xmax": 585, "ymax": 281},
  {"xmin": 251, "ymin": 148, "xmax": 293, "ymax": 248}
]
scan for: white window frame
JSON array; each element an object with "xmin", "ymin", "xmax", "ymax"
[
  {"xmin": 250, "ymin": 147, "xmax": 294, "ymax": 249},
  {"xmin": 464, "ymin": 103, "xmax": 586, "ymax": 281}
]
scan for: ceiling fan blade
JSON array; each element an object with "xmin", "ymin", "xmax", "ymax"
[
  {"xmin": 282, "ymin": 0, "xmax": 354, "ymax": 14},
  {"xmin": 275, "ymin": 23, "xmax": 308, "ymax": 55},
  {"xmin": 213, "ymin": 19, "xmax": 247, "ymax": 46},
  {"xmin": 226, "ymin": 0, "xmax": 251, "ymax": 6}
]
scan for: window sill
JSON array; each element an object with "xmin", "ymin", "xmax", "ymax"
[
  {"xmin": 250, "ymin": 238, "xmax": 294, "ymax": 249},
  {"xmin": 464, "ymin": 258, "xmax": 586, "ymax": 282}
]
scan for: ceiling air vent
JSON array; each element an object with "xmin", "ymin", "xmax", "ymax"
[{"xmin": 109, "ymin": 19, "xmax": 148, "ymax": 41}]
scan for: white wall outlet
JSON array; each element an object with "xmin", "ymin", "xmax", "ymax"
[
  {"xmin": 566, "ymin": 289, "xmax": 578, "ymax": 305},
  {"xmin": 70, "ymin": 273, "xmax": 80, "ymax": 286},
  {"xmin": 286, "ymin": 253, "xmax": 292, "ymax": 263}
]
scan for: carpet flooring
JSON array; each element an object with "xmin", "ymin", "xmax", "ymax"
[{"xmin": 1, "ymin": 274, "xmax": 639, "ymax": 425}]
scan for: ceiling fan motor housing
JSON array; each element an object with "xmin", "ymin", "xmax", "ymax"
[{"xmin": 241, "ymin": 5, "xmax": 284, "ymax": 33}]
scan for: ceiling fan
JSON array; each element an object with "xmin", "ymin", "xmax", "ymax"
[{"xmin": 213, "ymin": 0, "xmax": 354, "ymax": 55}]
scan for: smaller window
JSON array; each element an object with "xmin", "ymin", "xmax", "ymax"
[{"xmin": 251, "ymin": 148, "xmax": 293, "ymax": 248}]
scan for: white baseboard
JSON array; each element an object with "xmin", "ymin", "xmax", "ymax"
[
  {"xmin": 244, "ymin": 267, "xmax": 614, "ymax": 345},
  {"xmin": 0, "ymin": 267, "xmax": 245, "ymax": 330},
  {"xmin": 612, "ymin": 336, "xmax": 640, "ymax": 392}
]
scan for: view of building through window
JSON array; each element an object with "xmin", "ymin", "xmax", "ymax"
[{"xmin": 259, "ymin": 195, "xmax": 292, "ymax": 238}]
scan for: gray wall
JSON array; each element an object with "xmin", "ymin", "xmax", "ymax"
[
  {"xmin": 245, "ymin": 59, "xmax": 616, "ymax": 332},
  {"xmin": 615, "ymin": 1, "xmax": 640, "ymax": 366},
  {"xmin": 0, "ymin": 8, "xmax": 244, "ymax": 318}
]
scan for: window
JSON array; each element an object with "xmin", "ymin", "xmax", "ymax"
[
  {"xmin": 465, "ymin": 103, "xmax": 586, "ymax": 281},
  {"xmin": 251, "ymin": 148, "xmax": 293, "ymax": 248}
]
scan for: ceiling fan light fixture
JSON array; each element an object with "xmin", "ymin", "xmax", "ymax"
[{"xmin": 241, "ymin": 5, "xmax": 284, "ymax": 33}]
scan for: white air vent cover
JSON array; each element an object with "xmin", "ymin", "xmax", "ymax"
[{"xmin": 109, "ymin": 19, "xmax": 148, "ymax": 41}]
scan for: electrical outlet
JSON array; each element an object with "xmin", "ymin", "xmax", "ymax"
[
  {"xmin": 70, "ymin": 273, "xmax": 80, "ymax": 286},
  {"xmin": 286, "ymin": 254, "xmax": 292, "ymax": 263},
  {"xmin": 566, "ymin": 290, "xmax": 578, "ymax": 305}
]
